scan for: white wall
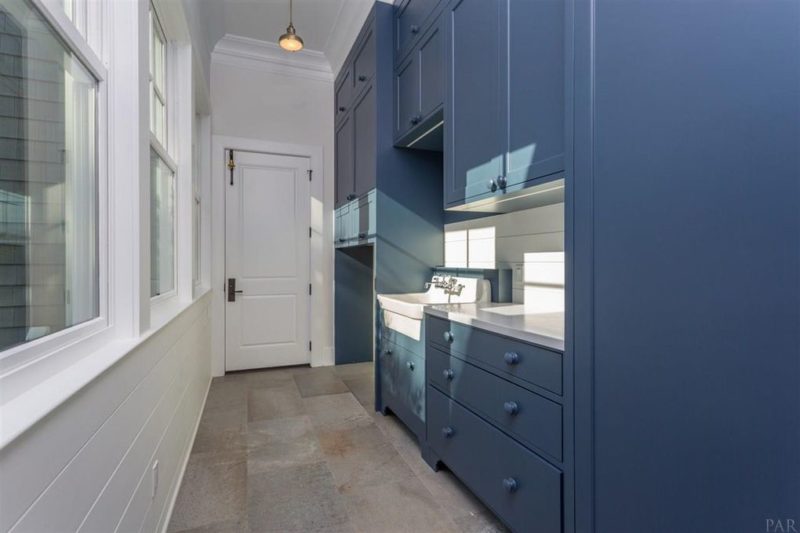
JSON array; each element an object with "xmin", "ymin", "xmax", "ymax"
[
  {"xmin": 210, "ymin": 59, "xmax": 335, "ymax": 370},
  {"xmin": 445, "ymin": 204, "xmax": 565, "ymax": 308},
  {"xmin": 0, "ymin": 295, "xmax": 211, "ymax": 533}
]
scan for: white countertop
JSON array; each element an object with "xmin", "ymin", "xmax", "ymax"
[{"xmin": 425, "ymin": 303, "xmax": 565, "ymax": 351}]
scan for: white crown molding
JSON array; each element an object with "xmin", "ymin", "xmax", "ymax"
[{"xmin": 212, "ymin": 34, "xmax": 333, "ymax": 83}]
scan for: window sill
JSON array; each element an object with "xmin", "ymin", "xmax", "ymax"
[{"xmin": 0, "ymin": 291, "xmax": 211, "ymax": 450}]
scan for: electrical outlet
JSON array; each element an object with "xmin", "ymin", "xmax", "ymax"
[{"xmin": 151, "ymin": 460, "xmax": 159, "ymax": 499}]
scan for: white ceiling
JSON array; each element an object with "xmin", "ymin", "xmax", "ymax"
[{"xmin": 194, "ymin": 0, "xmax": 390, "ymax": 75}]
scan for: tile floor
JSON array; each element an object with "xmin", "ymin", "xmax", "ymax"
[{"xmin": 167, "ymin": 362, "xmax": 507, "ymax": 533}]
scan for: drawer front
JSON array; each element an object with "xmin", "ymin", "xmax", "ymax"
[
  {"xmin": 380, "ymin": 340, "xmax": 425, "ymax": 423},
  {"xmin": 428, "ymin": 347, "xmax": 562, "ymax": 461},
  {"xmin": 427, "ymin": 316, "xmax": 562, "ymax": 395},
  {"xmin": 395, "ymin": 0, "xmax": 441, "ymax": 60},
  {"xmin": 427, "ymin": 387, "xmax": 562, "ymax": 533}
]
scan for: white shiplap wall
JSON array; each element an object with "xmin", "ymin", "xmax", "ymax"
[
  {"xmin": 445, "ymin": 203, "xmax": 564, "ymax": 307},
  {"xmin": 0, "ymin": 295, "xmax": 211, "ymax": 533}
]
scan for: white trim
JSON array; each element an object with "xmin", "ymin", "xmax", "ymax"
[
  {"xmin": 212, "ymin": 34, "xmax": 333, "ymax": 82},
  {"xmin": 211, "ymin": 136, "xmax": 329, "ymax": 377},
  {"xmin": 37, "ymin": 0, "xmax": 107, "ymax": 80}
]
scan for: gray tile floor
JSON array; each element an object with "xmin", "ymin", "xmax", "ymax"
[{"xmin": 168, "ymin": 362, "xmax": 507, "ymax": 533}]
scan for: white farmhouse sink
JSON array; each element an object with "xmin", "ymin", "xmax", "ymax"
[{"xmin": 378, "ymin": 277, "xmax": 491, "ymax": 340}]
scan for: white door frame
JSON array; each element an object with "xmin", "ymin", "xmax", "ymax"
[{"xmin": 211, "ymin": 135, "xmax": 330, "ymax": 376}]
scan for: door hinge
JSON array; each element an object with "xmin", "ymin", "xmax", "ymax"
[
  {"xmin": 309, "ymin": 226, "xmax": 312, "ymax": 238},
  {"xmin": 309, "ymin": 341, "xmax": 312, "ymax": 351},
  {"xmin": 227, "ymin": 150, "xmax": 236, "ymax": 185},
  {"xmin": 308, "ymin": 284, "xmax": 312, "ymax": 295},
  {"xmin": 307, "ymin": 169, "xmax": 312, "ymax": 181}
]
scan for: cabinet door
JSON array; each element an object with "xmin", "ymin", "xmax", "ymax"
[
  {"xmin": 335, "ymin": 115, "xmax": 354, "ymax": 208},
  {"xmin": 353, "ymin": 28, "xmax": 376, "ymax": 90},
  {"xmin": 444, "ymin": 0, "xmax": 504, "ymax": 207},
  {"xmin": 353, "ymin": 84, "xmax": 376, "ymax": 198},
  {"xmin": 418, "ymin": 16, "xmax": 443, "ymax": 119},
  {"xmin": 504, "ymin": 0, "xmax": 564, "ymax": 188},
  {"xmin": 395, "ymin": 0, "xmax": 441, "ymax": 61},
  {"xmin": 335, "ymin": 67, "xmax": 353, "ymax": 122},
  {"xmin": 394, "ymin": 53, "xmax": 420, "ymax": 140}
]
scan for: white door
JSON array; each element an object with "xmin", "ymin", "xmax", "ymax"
[{"xmin": 225, "ymin": 150, "xmax": 311, "ymax": 371}]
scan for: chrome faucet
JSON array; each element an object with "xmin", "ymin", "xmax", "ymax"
[{"xmin": 434, "ymin": 276, "xmax": 464, "ymax": 296}]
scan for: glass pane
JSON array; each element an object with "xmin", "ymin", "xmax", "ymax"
[
  {"xmin": 150, "ymin": 150, "xmax": 174, "ymax": 297},
  {"xmin": 0, "ymin": 0, "xmax": 99, "ymax": 352}
]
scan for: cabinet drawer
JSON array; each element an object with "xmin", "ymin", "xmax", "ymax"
[
  {"xmin": 381, "ymin": 319, "xmax": 423, "ymax": 357},
  {"xmin": 380, "ymin": 340, "xmax": 425, "ymax": 428},
  {"xmin": 427, "ymin": 316, "xmax": 562, "ymax": 395},
  {"xmin": 428, "ymin": 347, "xmax": 562, "ymax": 461},
  {"xmin": 395, "ymin": 0, "xmax": 442, "ymax": 61},
  {"xmin": 427, "ymin": 387, "xmax": 562, "ymax": 533}
]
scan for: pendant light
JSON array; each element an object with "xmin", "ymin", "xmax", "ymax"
[{"xmin": 278, "ymin": 0, "xmax": 304, "ymax": 52}]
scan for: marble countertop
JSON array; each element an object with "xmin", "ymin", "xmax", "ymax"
[{"xmin": 425, "ymin": 303, "xmax": 565, "ymax": 351}]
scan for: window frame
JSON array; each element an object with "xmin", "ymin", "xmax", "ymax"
[
  {"xmin": 0, "ymin": 0, "xmax": 111, "ymax": 377},
  {"xmin": 147, "ymin": 0, "xmax": 178, "ymax": 305}
]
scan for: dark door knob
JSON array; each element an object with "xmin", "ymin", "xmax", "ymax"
[
  {"xmin": 503, "ymin": 401, "xmax": 520, "ymax": 415},
  {"xmin": 487, "ymin": 178, "xmax": 497, "ymax": 192},
  {"xmin": 442, "ymin": 369, "xmax": 455, "ymax": 381},
  {"xmin": 346, "ymin": 193, "xmax": 356, "ymax": 201},
  {"xmin": 409, "ymin": 115, "xmax": 421, "ymax": 125},
  {"xmin": 443, "ymin": 331, "xmax": 454, "ymax": 343},
  {"xmin": 358, "ymin": 74, "xmax": 367, "ymax": 81},
  {"xmin": 407, "ymin": 361, "xmax": 415, "ymax": 371},
  {"xmin": 358, "ymin": 232, "xmax": 367, "ymax": 239},
  {"xmin": 441, "ymin": 426, "xmax": 454, "ymax": 438},
  {"xmin": 338, "ymin": 106, "xmax": 346, "ymax": 112},
  {"xmin": 384, "ymin": 348, "xmax": 393, "ymax": 356},
  {"xmin": 502, "ymin": 477, "xmax": 518, "ymax": 493},
  {"xmin": 497, "ymin": 175, "xmax": 507, "ymax": 188},
  {"xmin": 410, "ymin": 25, "xmax": 420, "ymax": 34},
  {"xmin": 504, "ymin": 351, "xmax": 520, "ymax": 365}
]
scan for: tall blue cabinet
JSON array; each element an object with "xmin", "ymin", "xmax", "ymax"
[{"xmin": 570, "ymin": 1, "xmax": 800, "ymax": 531}]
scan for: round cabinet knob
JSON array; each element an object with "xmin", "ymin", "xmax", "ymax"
[
  {"xmin": 338, "ymin": 238, "xmax": 346, "ymax": 243},
  {"xmin": 487, "ymin": 179, "xmax": 497, "ymax": 192},
  {"xmin": 497, "ymin": 175, "xmax": 507, "ymax": 188},
  {"xmin": 503, "ymin": 401, "xmax": 520, "ymax": 415},
  {"xmin": 410, "ymin": 25, "xmax": 420, "ymax": 34},
  {"xmin": 504, "ymin": 351, "xmax": 520, "ymax": 365},
  {"xmin": 409, "ymin": 115, "xmax": 421, "ymax": 125},
  {"xmin": 441, "ymin": 426, "xmax": 454, "ymax": 438},
  {"xmin": 384, "ymin": 348, "xmax": 393, "ymax": 356},
  {"xmin": 358, "ymin": 74, "xmax": 367, "ymax": 82},
  {"xmin": 443, "ymin": 331, "xmax": 454, "ymax": 343},
  {"xmin": 338, "ymin": 106, "xmax": 346, "ymax": 112},
  {"xmin": 502, "ymin": 477, "xmax": 518, "ymax": 493},
  {"xmin": 442, "ymin": 369, "xmax": 455, "ymax": 381},
  {"xmin": 358, "ymin": 232, "xmax": 367, "ymax": 239},
  {"xmin": 347, "ymin": 194, "xmax": 356, "ymax": 201},
  {"xmin": 407, "ymin": 361, "xmax": 415, "ymax": 371}
]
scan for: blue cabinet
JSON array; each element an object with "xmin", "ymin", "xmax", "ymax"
[
  {"xmin": 394, "ymin": 0, "xmax": 443, "ymax": 63},
  {"xmin": 570, "ymin": 1, "xmax": 800, "ymax": 531},
  {"xmin": 444, "ymin": 0, "xmax": 565, "ymax": 210},
  {"xmin": 334, "ymin": 115, "xmax": 354, "ymax": 207},
  {"xmin": 393, "ymin": 5, "xmax": 445, "ymax": 148},
  {"xmin": 425, "ymin": 316, "xmax": 569, "ymax": 532}
]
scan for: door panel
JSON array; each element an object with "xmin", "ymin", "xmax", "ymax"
[
  {"xmin": 353, "ymin": 85, "xmax": 376, "ymax": 198},
  {"xmin": 353, "ymin": 30, "xmax": 376, "ymax": 89},
  {"xmin": 335, "ymin": 67, "xmax": 353, "ymax": 121},
  {"xmin": 395, "ymin": 54, "xmax": 420, "ymax": 140},
  {"xmin": 505, "ymin": 0, "xmax": 565, "ymax": 188},
  {"xmin": 419, "ymin": 17, "xmax": 443, "ymax": 119},
  {"xmin": 445, "ymin": 0, "xmax": 503, "ymax": 207},
  {"xmin": 225, "ymin": 151, "xmax": 311, "ymax": 371},
  {"xmin": 335, "ymin": 115, "xmax": 355, "ymax": 207}
]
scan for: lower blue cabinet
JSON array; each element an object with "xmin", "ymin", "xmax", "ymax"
[
  {"xmin": 380, "ymin": 340, "xmax": 425, "ymax": 438},
  {"xmin": 427, "ymin": 386, "xmax": 562, "ymax": 533}
]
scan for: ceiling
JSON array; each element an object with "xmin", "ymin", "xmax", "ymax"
[{"xmin": 195, "ymin": 0, "xmax": 390, "ymax": 75}]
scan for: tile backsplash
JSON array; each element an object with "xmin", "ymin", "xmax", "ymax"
[{"xmin": 444, "ymin": 204, "xmax": 564, "ymax": 309}]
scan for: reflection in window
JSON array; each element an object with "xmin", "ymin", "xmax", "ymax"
[
  {"xmin": 150, "ymin": 150, "xmax": 175, "ymax": 297},
  {"xmin": 0, "ymin": 0, "xmax": 98, "ymax": 352}
]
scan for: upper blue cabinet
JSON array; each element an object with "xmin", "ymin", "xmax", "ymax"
[
  {"xmin": 444, "ymin": 0, "xmax": 565, "ymax": 212},
  {"xmin": 393, "ymin": 0, "xmax": 446, "ymax": 148}
]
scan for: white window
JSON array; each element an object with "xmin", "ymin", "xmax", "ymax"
[
  {"xmin": 148, "ymin": 1, "xmax": 176, "ymax": 299},
  {"xmin": 0, "ymin": 0, "xmax": 100, "ymax": 353}
]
